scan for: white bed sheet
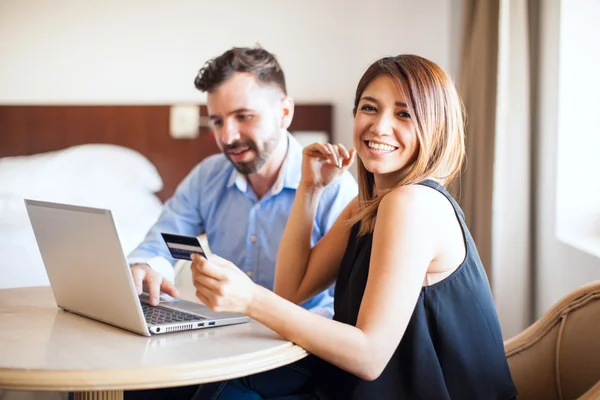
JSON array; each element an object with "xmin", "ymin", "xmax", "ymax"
[
  {"xmin": 0, "ymin": 144, "xmax": 165, "ymax": 289},
  {"xmin": 0, "ymin": 194, "xmax": 163, "ymax": 289}
]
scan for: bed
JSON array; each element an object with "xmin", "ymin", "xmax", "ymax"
[
  {"xmin": 0, "ymin": 104, "xmax": 333, "ymax": 290},
  {"xmin": 0, "ymin": 143, "xmax": 166, "ymax": 289}
]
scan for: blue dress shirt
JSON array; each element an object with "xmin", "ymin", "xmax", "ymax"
[{"xmin": 128, "ymin": 133, "xmax": 358, "ymax": 316}]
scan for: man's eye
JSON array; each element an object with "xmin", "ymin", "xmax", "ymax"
[
  {"xmin": 211, "ymin": 120, "xmax": 223, "ymax": 127},
  {"xmin": 237, "ymin": 114, "xmax": 253, "ymax": 121}
]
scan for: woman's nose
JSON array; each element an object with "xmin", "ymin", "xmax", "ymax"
[{"xmin": 370, "ymin": 113, "xmax": 394, "ymax": 136}]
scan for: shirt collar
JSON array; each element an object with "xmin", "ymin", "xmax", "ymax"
[{"xmin": 226, "ymin": 132, "xmax": 302, "ymax": 195}]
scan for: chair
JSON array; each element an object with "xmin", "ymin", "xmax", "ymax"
[
  {"xmin": 173, "ymin": 244, "xmax": 600, "ymax": 399},
  {"xmin": 504, "ymin": 280, "xmax": 600, "ymax": 399}
]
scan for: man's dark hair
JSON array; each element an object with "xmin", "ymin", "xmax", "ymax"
[{"xmin": 194, "ymin": 47, "xmax": 287, "ymax": 94}]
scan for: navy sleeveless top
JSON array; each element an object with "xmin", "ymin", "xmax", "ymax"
[{"xmin": 315, "ymin": 180, "xmax": 517, "ymax": 400}]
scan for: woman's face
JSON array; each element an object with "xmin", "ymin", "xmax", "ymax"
[{"xmin": 353, "ymin": 75, "xmax": 419, "ymax": 190}]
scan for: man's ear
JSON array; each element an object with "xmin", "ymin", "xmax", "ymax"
[{"xmin": 280, "ymin": 96, "xmax": 295, "ymax": 130}]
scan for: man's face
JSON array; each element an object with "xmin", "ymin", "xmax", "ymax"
[{"xmin": 207, "ymin": 72, "xmax": 284, "ymax": 175}]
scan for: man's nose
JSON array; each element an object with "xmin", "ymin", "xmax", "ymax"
[{"xmin": 218, "ymin": 121, "xmax": 240, "ymax": 145}]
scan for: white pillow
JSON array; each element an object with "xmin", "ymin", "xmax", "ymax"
[
  {"xmin": 0, "ymin": 144, "xmax": 163, "ymax": 197},
  {"xmin": 0, "ymin": 189, "xmax": 164, "ymax": 289},
  {"xmin": 0, "ymin": 145, "xmax": 167, "ymax": 290}
]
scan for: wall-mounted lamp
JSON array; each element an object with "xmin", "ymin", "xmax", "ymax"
[{"xmin": 169, "ymin": 105, "xmax": 200, "ymax": 139}]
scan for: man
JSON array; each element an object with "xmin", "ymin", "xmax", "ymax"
[{"xmin": 128, "ymin": 46, "xmax": 357, "ymax": 317}]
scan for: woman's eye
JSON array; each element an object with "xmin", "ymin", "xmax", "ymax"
[
  {"xmin": 397, "ymin": 111, "xmax": 411, "ymax": 119},
  {"xmin": 360, "ymin": 104, "xmax": 376, "ymax": 112}
]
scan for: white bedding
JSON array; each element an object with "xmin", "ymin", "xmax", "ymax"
[{"xmin": 0, "ymin": 144, "xmax": 165, "ymax": 289}]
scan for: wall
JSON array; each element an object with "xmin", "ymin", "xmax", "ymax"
[{"xmin": 0, "ymin": 0, "xmax": 461, "ymax": 149}]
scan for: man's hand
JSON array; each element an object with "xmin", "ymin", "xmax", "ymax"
[{"xmin": 130, "ymin": 264, "xmax": 179, "ymax": 306}]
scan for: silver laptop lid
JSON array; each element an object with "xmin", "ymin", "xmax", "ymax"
[{"xmin": 24, "ymin": 199, "xmax": 150, "ymax": 336}]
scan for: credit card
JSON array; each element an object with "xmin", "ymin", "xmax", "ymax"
[{"xmin": 161, "ymin": 233, "xmax": 207, "ymax": 261}]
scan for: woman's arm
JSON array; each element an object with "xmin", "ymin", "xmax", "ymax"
[
  {"xmin": 261, "ymin": 185, "xmax": 435, "ymax": 379},
  {"xmin": 193, "ymin": 185, "xmax": 437, "ymax": 380},
  {"xmin": 274, "ymin": 143, "xmax": 357, "ymax": 304},
  {"xmin": 274, "ymin": 189, "xmax": 357, "ymax": 304}
]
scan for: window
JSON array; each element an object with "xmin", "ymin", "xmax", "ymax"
[{"xmin": 555, "ymin": 0, "xmax": 600, "ymax": 258}]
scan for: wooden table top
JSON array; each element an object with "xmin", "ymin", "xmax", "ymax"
[{"xmin": 0, "ymin": 286, "xmax": 307, "ymax": 391}]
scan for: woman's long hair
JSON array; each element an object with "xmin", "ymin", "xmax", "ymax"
[{"xmin": 350, "ymin": 55, "xmax": 466, "ymax": 235}]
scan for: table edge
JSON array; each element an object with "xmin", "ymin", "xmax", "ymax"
[{"xmin": 0, "ymin": 342, "xmax": 309, "ymax": 391}]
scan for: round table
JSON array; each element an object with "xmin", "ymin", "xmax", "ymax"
[{"xmin": 0, "ymin": 286, "xmax": 307, "ymax": 399}]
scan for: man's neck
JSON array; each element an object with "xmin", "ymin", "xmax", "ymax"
[{"xmin": 247, "ymin": 133, "xmax": 289, "ymax": 199}]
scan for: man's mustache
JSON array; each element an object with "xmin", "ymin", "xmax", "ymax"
[{"xmin": 223, "ymin": 141, "xmax": 257, "ymax": 152}]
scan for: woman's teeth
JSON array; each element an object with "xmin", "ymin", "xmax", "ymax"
[{"xmin": 367, "ymin": 141, "xmax": 396, "ymax": 153}]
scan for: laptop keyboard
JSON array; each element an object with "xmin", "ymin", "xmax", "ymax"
[{"xmin": 141, "ymin": 303, "xmax": 207, "ymax": 325}]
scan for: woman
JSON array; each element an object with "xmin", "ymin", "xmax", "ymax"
[{"xmin": 192, "ymin": 54, "xmax": 517, "ymax": 400}]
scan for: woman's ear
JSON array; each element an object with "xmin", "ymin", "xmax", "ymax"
[{"xmin": 280, "ymin": 96, "xmax": 295, "ymax": 130}]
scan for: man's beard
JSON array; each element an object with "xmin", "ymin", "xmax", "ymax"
[{"xmin": 224, "ymin": 133, "xmax": 281, "ymax": 175}]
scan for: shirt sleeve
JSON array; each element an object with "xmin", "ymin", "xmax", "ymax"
[
  {"xmin": 314, "ymin": 170, "xmax": 358, "ymax": 299},
  {"xmin": 315, "ymin": 170, "xmax": 359, "ymax": 240},
  {"xmin": 127, "ymin": 163, "xmax": 206, "ymax": 279}
]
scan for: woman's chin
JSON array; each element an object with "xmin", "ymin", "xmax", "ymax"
[{"xmin": 361, "ymin": 160, "xmax": 396, "ymax": 176}]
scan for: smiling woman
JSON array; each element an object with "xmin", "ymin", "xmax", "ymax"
[
  {"xmin": 350, "ymin": 56, "xmax": 466, "ymax": 235},
  {"xmin": 193, "ymin": 54, "xmax": 517, "ymax": 400},
  {"xmin": 353, "ymin": 77, "xmax": 419, "ymax": 187}
]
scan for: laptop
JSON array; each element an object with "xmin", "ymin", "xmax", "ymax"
[{"xmin": 24, "ymin": 199, "xmax": 250, "ymax": 336}]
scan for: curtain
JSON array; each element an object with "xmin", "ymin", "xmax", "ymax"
[
  {"xmin": 457, "ymin": 0, "xmax": 539, "ymax": 338},
  {"xmin": 456, "ymin": 0, "xmax": 501, "ymax": 283}
]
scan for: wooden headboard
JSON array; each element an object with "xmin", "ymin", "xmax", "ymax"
[{"xmin": 0, "ymin": 105, "xmax": 332, "ymax": 202}]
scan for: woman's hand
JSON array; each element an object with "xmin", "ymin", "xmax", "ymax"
[
  {"xmin": 301, "ymin": 143, "xmax": 356, "ymax": 189},
  {"xmin": 191, "ymin": 253, "xmax": 257, "ymax": 314}
]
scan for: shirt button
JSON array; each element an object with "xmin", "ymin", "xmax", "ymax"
[
  {"xmin": 255, "ymin": 203, "xmax": 261, "ymax": 210},
  {"xmin": 250, "ymin": 235, "xmax": 257, "ymax": 244},
  {"xmin": 247, "ymin": 271, "xmax": 254, "ymax": 278}
]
